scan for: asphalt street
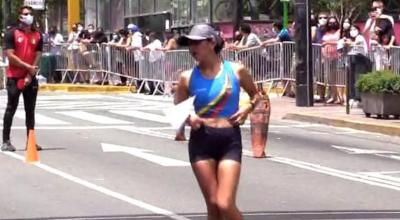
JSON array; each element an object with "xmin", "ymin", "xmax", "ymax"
[{"xmin": 0, "ymin": 93, "xmax": 400, "ymax": 220}]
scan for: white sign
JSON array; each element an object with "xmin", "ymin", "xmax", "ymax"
[
  {"xmin": 163, "ymin": 96, "xmax": 195, "ymax": 131},
  {"xmin": 24, "ymin": 0, "xmax": 45, "ymax": 10}
]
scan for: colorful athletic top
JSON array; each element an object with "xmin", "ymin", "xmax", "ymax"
[{"xmin": 189, "ymin": 61, "xmax": 240, "ymax": 118}]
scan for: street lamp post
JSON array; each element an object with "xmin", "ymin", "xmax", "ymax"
[
  {"xmin": 294, "ymin": 0, "xmax": 313, "ymax": 107},
  {"xmin": 235, "ymin": 0, "xmax": 243, "ymax": 34},
  {"xmin": 281, "ymin": 0, "xmax": 290, "ymax": 29}
]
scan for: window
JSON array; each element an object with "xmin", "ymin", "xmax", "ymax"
[
  {"xmin": 140, "ymin": 0, "xmax": 155, "ymax": 14},
  {"xmin": 156, "ymin": 0, "xmax": 171, "ymax": 12},
  {"xmin": 213, "ymin": 0, "xmax": 236, "ymax": 22},
  {"xmin": 97, "ymin": 0, "xmax": 110, "ymax": 30},
  {"xmin": 84, "ymin": 0, "xmax": 97, "ymax": 27},
  {"xmin": 195, "ymin": 0, "xmax": 209, "ymax": 23},
  {"xmin": 125, "ymin": 0, "xmax": 139, "ymax": 16},
  {"xmin": 110, "ymin": 0, "xmax": 125, "ymax": 31},
  {"xmin": 172, "ymin": 0, "xmax": 192, "ymax": 26}
]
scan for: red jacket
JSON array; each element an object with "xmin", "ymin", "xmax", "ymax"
[{"xmin": 5, "ymin": 28, "xmax": 42, "ymax": 78}]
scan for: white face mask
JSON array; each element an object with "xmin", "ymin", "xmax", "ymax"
[
  {"xmin": 319, "ymin": 18, "xmax": 327, "ymax": 26},
  {"xmin": 350, "ymin": 30, "xmax": 359, "ymax": 38},
  {"xmin": 88, "ymin": 28, "xmax": 94, "ymax": 33},
  {"xmin": 78, "ymin": 26, "xmax": 83, "ymax": 32},
  {"xmin": 112, "ymin": 34, "xmax": 119, "ymax": 40},
  {"xmin": 20, "ymin": 14, "xmax": 34, "ymax": 26},
  {"xmin": 343, "ymin": 23, "xmax": 351, "ymax": 30}
]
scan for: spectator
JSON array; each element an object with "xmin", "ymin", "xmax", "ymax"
[
  {"xmin": 313, "ymin": 11, "xmax": 329, "ymax": 43},
  {"xmin": 48, "ymin": 26, "xmax": 64, "ymax": 55},
  {"xmin": 363, "ymin": 0, "xmax": 394, "ymax": 46},
  {"xmin": 341, "ymin": 18, "xmax": 352, "ymax": 39},
  {"xmin": 92, "ymin": 27, "xmax": 108, "ymax": 44},
  {"xmin": 142, "ymin": 32, "xmax": 164, "ymax": 94},
  {"xmin": 157, "ymin": 30, "xmax": 178, "ymax": 51},
  {"xmin": 229, "ymin": 23, "xmax": 261, "ymax": 50},
  {"xmin": 67, "ymin": 23, "xmax": 80, "ymax": 50},
  {"xmin": 109, "ymin": 30, "xmax": 121, "ymax": 45},
  {"xmin": 347, "ymin": 25, "xmax": 368, "ymax": 55},
  {"xmin": 114, "ymin": 28, "xmax": 131, "ymax": 86},
  {"xmin": 322, "ymin": 16, "xmax": 342, "ymax": 104},
  {"xmin": 374, "ymin": 18, "xmax": 396, "ymax": 48},
  {"xmin": 310, "ymin": 14, "xmax": 318, "ymax": 42},
  {"xmin": 127, "ymin": 24, "xmax": 144, "ymax": 91},
  {"xmin": 261, "ymin": 20, "xmax": 291, "ymax": 46}
]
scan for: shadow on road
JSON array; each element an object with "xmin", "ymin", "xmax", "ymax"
[
  {"xmin": 16, "ymin": 147, "xmax": 67, "ymax": 152},
  {"xmin": 3, "ymin": 210, "xmax": 400, "ymax": 220}
]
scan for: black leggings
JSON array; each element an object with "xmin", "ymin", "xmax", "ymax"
[{"xmin": 2, "ymin": 77, "xmax": 38, "ymax": 142}]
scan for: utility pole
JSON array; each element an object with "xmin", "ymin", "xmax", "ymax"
[
  {"xmin": 67, "ymin": 0, "xmax": 80, "ymax": 32},
  {"xmin": 294, "ymin": 0, "xmax": 313, "ymax": 107}
]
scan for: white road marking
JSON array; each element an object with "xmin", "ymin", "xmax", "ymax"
[
  {"xmin": 110, "ymin": 110, "xmax": 169, "ymax": 123},
  {"xmin": 15, "ymin": 111, "xmax": 70, "ymax": 125},
  {"xmin": 116, "ymin": 126, "xmax": 175, "ymax": 139},
  {"xmin": 375, "ymin": 154, "xmax": 400, "ymax": 161},
  {"xmin": 102, "ymin": 143, "xmax": 190, "ymax": 167},
  {"xmin": 332, "ymin": 145, "xmax": 397, "ymax": 154},
  {"xmin": 269, "ymin": 156, "xmax": 400, "ymax": 191},
  {"xmin": 57, "ymin": 111, "xmax": 132, "ymax": 124},
  {"xmin": 359, "ymin": 172, "xmax": 400, "ymax": 184},
  {"xmin": 0, "ymin": 151, "xmax": 190, "ymax": 220}
]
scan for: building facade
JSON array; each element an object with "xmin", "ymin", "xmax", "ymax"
[{"xmin": 82, "ymin": 0, "xmax": 280, "ymax": 38}]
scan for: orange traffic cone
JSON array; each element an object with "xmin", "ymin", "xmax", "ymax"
[
  {"xmin": 25, "ymin": 129, "xmax": 39, "ymax": 164},
  {"xmin": 250, "ymin": 87, "xmax": 271, "ymax": 158}
]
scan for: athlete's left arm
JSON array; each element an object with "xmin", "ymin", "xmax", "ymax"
[{"xmin": 229, "ymin": 63, "xmax": 261, "ymax": 125}]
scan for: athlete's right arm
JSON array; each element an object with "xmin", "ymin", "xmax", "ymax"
[
  {"xmin": 173, "ymin": 70, "xmax": 191, "ymax": 105},
  {"xmin": 4, "ymin": 30, "xmax": 37, "ymax": 72}
]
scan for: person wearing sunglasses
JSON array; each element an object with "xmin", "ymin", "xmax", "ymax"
[
  {"xmin": 363, "ymin": 0, "xmax": 394, "ymax": 45},
  {"xmin": 1, "ymin": 6, "xmax": 43, "ymax": 152}
]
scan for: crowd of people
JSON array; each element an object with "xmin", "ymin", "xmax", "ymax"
[{"xmin": 37, "ymin": 0, "xmax": 398, "ymax": 105}]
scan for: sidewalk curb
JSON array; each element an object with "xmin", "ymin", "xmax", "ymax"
[
  {"xmin": 283, "ymin": 113, "xmax": 400, "ymax": 136},
  {"xmin": 39, "ymin": 84, "xmax": 135, "ymax": 93}
]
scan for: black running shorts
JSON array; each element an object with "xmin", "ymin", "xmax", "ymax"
[{"xmin": 189, "ymin": 125, "xmax": 242, "ymax": 163}]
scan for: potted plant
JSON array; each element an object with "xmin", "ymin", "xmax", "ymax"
[{"xmin": 356, "ymin": 70, "xmax": 400, "ymax": 119}]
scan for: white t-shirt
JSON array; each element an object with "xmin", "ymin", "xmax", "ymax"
[
  {"xmin": 67, "ymin": 31, "xmax": 80, "ymax": 50},
  {"xmin": 145, "ymin": 39, "xmax": 163, "ymax": 62},
  {"xmin": 131, "ymin": 32, "xmax": 143, "ymax": 61},
  {"xmin": 353, "ymin": 35, "xmax": 368, "ymax": 55},
  {"xmin": 239, "ymin": 33, "xmax": 262, "ymax": 47}
]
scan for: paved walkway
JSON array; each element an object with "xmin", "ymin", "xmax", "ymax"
[{"xmin": 271, "ymin": 96, "xmax": 400, "ymax": 136}]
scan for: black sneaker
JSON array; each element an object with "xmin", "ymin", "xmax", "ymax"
[{"xmin": 1, "ymin": 141, "xmax": 16, "ymax": 152}]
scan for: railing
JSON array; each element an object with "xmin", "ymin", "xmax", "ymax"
[{"xmin": 3, "ymin": 41, "xmax": 400, "ymax": 94}]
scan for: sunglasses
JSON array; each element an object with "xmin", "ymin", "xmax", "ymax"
[
  {"xmin": 318, "ymin": 17, "xmax": 327, "ymax": 19},
  {"xmin": 370, "ymin": 7, "xmax": 381, "ymax": 11}
]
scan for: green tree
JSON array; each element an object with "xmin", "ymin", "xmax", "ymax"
[{"xmin": 312, "ymin": 0, "xmax": 371, "ymax": 22}]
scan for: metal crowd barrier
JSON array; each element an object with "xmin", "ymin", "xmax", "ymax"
[
  {"xmin": 45, "ymin": 41, "xmax": 400, "ymax": 95},
  {"xmin": 390, "ymin": 46, "xmax": 400, "ymax": 75}
]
